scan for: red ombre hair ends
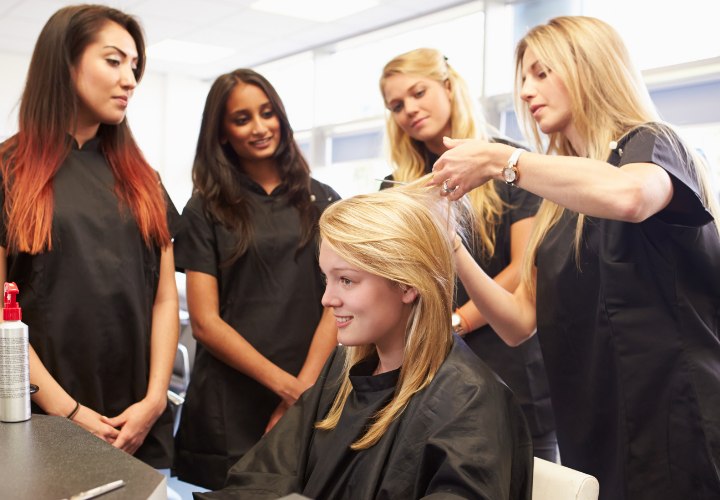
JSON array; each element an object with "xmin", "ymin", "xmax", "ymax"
[{"xmin": 0, "ymin": 5, "xmax": 169, "ymax": 254}]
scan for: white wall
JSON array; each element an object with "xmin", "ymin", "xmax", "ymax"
[
  {"xmin": 0, "ymin": 52, "xmax": 29, "ymax": 141},
  {"xmin": 129, "ymin": 72, "xmax": 211, "ymax": 211}
]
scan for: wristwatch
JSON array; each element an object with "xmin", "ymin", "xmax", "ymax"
[
  {"xmin": 502, "ymin": 148, "xmax": 524, "ymax": 186},
  {"xmin": 451, "ymin": 313, "xmax": 464, "ymax": 335}
]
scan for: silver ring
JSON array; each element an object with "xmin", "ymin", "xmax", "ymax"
[{"xmin": 442, "ymin": 180, "xmax": 458, "ymax": 194}]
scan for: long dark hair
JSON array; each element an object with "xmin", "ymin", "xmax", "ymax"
[
  {"xmin": 0, "ymin": 4, "xmax": 170, "ymax": 253},
  {"xmin": 192, "ymin": 68, "xmax": 318, "ymax": 263}
]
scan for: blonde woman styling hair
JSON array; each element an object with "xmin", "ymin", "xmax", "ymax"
[
  {"xmin": 380, "ymin": 47, "xmax": 556, "ymax": 460},
  {"xmin": 432, "ymin": 16, "xmax": 720, "ymax": 500},
  {"xmin": 198, "ymin": 181, "xmax": 533, "ymax": 500}
]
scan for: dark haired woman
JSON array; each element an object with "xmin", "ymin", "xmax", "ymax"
[
  {"xmin": 0, "ymin": 5, "xmax": 179, "ymax": 467},
  {"xmin": 173, "ymin": 69, "xmax": 340, "ymax": 489}
]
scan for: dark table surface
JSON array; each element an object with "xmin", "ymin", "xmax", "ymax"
[{"xmin": 0, "ymin": 414, "xmax": 165, "ymax": 499}]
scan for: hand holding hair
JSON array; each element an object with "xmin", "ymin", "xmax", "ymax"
[{"xmin": 431, "ymin": 137, "xmax": 512, "ymax": 200}]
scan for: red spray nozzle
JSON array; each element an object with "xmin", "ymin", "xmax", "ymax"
[{"xmin": 3, "ymin": 282, "xmax": 22, "ymax": 321}]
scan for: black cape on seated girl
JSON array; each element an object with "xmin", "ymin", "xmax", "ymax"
[{"xmin": 196, "ymin": 335, "xmax": 532, "ymax": 500}]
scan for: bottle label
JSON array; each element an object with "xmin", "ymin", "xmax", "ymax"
[
  {"xmin": 0, "ymin": 336, "xmax": 29, "ymax": 398},
  {"xmin": 0, "ymin": 338, "xmax": 30, "ymax": 398},
  {"xmin": 0, "ymin": 327, "xmax": 31, "ymax": 422}
]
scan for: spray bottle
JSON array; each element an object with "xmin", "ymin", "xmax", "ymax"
[{"xmin": 0, "ymin": 282, "xmax": 30, "ymax": 422}]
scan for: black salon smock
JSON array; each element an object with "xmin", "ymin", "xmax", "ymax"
[
  {"xmin": 197, "ymin": 335, "xmax": 533, "ymax": 500},
  {"xmin": 381, "ymin": 139, "xmax": 556, "ymax": 457},
  {"xmin": 173, "ymin": 174, "xmax": 340, "ymax": 489},
  {"xmin": 0, "ymin": 137, "xmax": 180, "ymax": 467},
  {"xmin": 535, "ymin": 126, "xmax": 720, "ymax": 499}
]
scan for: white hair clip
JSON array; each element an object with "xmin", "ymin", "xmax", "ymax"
[
  {"xmin": 609, "ymin": 140, "xmax": 623, "ymax": 157},
  {"xmin": 310, "ymin": 194, "xmax": 316, "ymax": 202}
]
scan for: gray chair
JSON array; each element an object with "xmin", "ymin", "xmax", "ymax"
[{"xmin": 168, "ymin": 307, "xmax": 195, "ymax": 435}]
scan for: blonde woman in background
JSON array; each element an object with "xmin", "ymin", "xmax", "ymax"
[
  {"xmin": 432, "ymin": 16, "xmax": 720, "ymax": 500},
  {"xmin": 198, "ymin": 183, "xmax": 533, "ymax": 500},
  {"xmin": 380, "ymin": 47, "xmax": 556, "ymax": 461}
]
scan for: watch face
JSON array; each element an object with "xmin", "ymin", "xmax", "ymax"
[
  {"xmin": 503, "ymin": 166, "xmax": 517, "ymax": 183},
  {"xmin": 451, "ymin": 314, "xmax": 461, "ymax": 328}
]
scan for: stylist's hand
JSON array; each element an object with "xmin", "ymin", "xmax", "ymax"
[
  {"xmin": 431, "ymin": 137, "xmax": 510, "ymax": 200},
  {"xmin": 275, "ymin": 371, "xmax": 311, "ymax": 407},
  {"xmin": 265, "ymin": 374, "xmax": 314, "ymax": 434},
  {"xmin": 73, "ymin": 404, "xmax": 120, "ymax": 444},
  {"xmin": 101, "ymin": 398, "xmax": 164, "ymax": 455},
  {"xmin": 265, "ymin": 400, "xmax": 291, "ymax": 434}
]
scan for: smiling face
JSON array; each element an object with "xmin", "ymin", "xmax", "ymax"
[
  {"xmin": 382, "ymin": 73, "xmax": 453, "ymax": 149},
  {"xmin": 520, "ymin": 47, "xmax": 574, "ymax": 138},
  {"xmin": 221, "ymin": 82, "xmax": 281, "ymax": 165},
  {"xmin": 72, "ymin": 21, "xmax": 138, "ymax": 130},
  {"xmin": 319, "ymin": 241, "xmax": 417, "ymax": 357}
]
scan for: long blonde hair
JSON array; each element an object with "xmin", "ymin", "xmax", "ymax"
[
  {"xmin": 380, "ymin": 47, "xmax": 504, "ymax": 257},
  {"xmin": 315, "ymin": 179, "xmax": 462, "ymax": 449},
  {"xmin": 516, "ymin": 16, "xmax": 720, "ymax": 286}
]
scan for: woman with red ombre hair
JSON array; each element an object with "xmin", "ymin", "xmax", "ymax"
[{"xmin": 0, "ymin": 4, "xmax": 179, "ymax": 467}]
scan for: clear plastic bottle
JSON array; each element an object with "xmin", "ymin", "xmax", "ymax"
[{"xmin": 0, "ymin": 282, "xmax": 30, "ymax": 422}]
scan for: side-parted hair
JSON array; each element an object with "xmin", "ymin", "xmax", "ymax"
[
  {"xmin": 515, "ymin": 16, "xmax": 720, "ymax": 287},
  {"xmin": 0, "ymin": 4, "xmax": 170, "ymax": 253},
  {"xmin": 192, "ymin": 68, "xmax": 318, "ymax": 263},
  {"xmin": 316, "ymin": 177, "xmax": 467, "ymax": 449},
  {"xmin": 380, "ymin": 48, "xmax": 504, "ymax": 258}
]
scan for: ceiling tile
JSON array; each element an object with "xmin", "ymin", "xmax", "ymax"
[
  {"xmin": 0, "ymin": 0, "xmax": 479, "ymax": 79},
  {"xmin": 213, "ymin": 10, "xmax": 317, "ymax": 36},
  {"xmin": 6, "ymin": 0, "xmax": 65, "ymax": 21},
  {"xmin": 131, "ymin": 0, "xmax": 243, "ymax": 24},
  {"xmin": 182, "ymin": 26, "xmax": 273, "ymax": 50}
]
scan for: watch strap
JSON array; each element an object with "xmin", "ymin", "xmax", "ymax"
[{"xmin": 504, "ymin": 148, "xmax": 523, "ymax": 186}]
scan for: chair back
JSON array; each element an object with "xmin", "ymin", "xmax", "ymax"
[{"xmin": 532, "ymin": 457, "xmax": 599, "ymax": 500}]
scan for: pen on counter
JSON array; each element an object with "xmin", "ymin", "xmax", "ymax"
[{"xmin": 67, "ymin": 479, "xmax": 125, "ymax": 500}]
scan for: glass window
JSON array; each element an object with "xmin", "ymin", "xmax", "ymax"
[
  {"xmin": 313, "ymin": 158, "xmax": 391, "ymax": 198},
  {"xmin": 314, "ymin": 6, "xmax": 485, "ymax": 126},
  {"xmin": 254, "ymin": 52, "xmax": 315, "ymax": 131},
  {"xmin": 331, "ymin": 129, "xmax": 383, "ymax": 163},
  {"xmin": 298, "ymin": 141, "xmax": 311, "ymax": 159},
  {"xmin": 679, "ymin": 122, "xmax": 720, "ymax": 195},
  {"xmin": 583, "ymin": 0, "xmax": 720, "ymax": 70}
]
